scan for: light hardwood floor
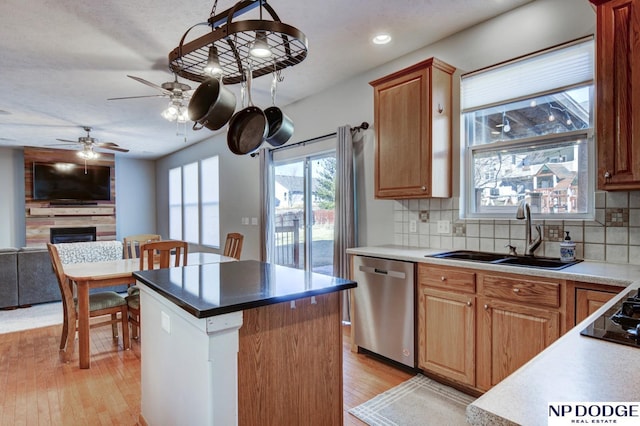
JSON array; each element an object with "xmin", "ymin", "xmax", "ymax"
[{"xmin": 0, "ymin": 322, "xmax": 411, "ymax": 425}]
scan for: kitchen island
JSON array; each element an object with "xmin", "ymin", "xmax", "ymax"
[{"xmin": 133, "ymin": 260, "xmax": 356, "ymax": 426}]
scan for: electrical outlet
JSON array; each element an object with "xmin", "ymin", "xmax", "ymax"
[
  {"xmin": 437, "ymin": 220, "xmax": 450, "ymax": 234},
  {"xmin": 409, "ymin": 220, "xmax": 417, "ymax": 233},
  {"xmin": 161, "ymin": 311, "xmax": 171, "ymax": 334}
]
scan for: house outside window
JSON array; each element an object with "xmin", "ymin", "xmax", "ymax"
[
  {"xmin": 169, "ymin": 156, "xmax": 220, "ymax": 247},
  {"xmin": 461, "ymin": 37, "xmax": 595, "ymax": 220}
]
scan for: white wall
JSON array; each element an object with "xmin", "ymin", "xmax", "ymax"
[
  {"xmin": 115, "ymin": 157, "xmax": 157, "ymax": 240},
  {"xmin": 0, "ymin": 148, "xmax": 25, "ymax": 247}
]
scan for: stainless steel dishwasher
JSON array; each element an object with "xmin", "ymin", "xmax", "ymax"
[{"xmin": 352, "ymin": 255, "xmax": 415, "ymax": 367}]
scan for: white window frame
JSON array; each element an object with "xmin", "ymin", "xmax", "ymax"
[
  {"xmin": 169, "ymin": 155, "xmax": 220, "ymax": 247},
  {"xmin": 460, "ymin": 37, "xmax": 595, "ymax": 221}
]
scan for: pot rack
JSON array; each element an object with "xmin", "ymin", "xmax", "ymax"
[{"xmin": 168, "ymin": 0, "xmax": 308, "ymax": 85}]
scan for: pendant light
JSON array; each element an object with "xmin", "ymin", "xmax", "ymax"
[{"xmin": 203, "ymin": 45, "xmax": 223, "ymax": 76}]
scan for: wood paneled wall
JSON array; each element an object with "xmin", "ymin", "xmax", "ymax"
[{"xmin": 24, "ymin": 147, "xmax": 116, "ymax": 246}]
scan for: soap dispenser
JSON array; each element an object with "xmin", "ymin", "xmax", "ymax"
[{"xmin": 560, "ymin": 231, "xmax": 576, "ymax": 262}]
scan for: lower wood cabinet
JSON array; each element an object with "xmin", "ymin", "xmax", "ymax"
[
  {"xmin": 418, "ymin": 264, "xmax": 565, "ymax": 393},
  {"xmin": 419, "ymin": 286, "xmax": 476, "ymax": 386},
  {"xmin": 575, "ymin": 288, "xmax": 620, "ymax": 324},
  {"xmin": 476, "ymin": 296, "xmax": 560, "ymax": 391}
]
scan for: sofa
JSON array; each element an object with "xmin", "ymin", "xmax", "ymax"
[{"xmin": 0, "ymin": 241, "xmax": 127, "ymax": 309}]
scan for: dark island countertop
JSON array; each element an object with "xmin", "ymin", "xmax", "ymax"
[{"xmin": 133, "ymin": 260, "xmax": 357, "ymax": 318}]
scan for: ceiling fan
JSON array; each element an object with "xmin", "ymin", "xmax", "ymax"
[
  {"xmin": 109, "ymin": 74, "xmax": 193, "ymax": 122},
  {"xmin": 51, "ymin": 127, "xmax": 129, "ymax": 160}
]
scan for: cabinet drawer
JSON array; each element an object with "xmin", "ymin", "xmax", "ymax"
[
  {"xmin": 419, "ymin": 264, "xmax": 475, "ymax": 293},
  {"xmin": 480, "ymin": 274, "xmax": 560, "ymax": 308}
]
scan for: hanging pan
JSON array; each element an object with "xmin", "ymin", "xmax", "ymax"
[
  {"xmin": 264, "ymin": 70, "xmax": 294, "ymax": 147},
  {"xmin": 227, "ymin": 67, "xmax": 268, "ymax": 155},
  {"xmin": 188, "ymin": 77, "xmax": 236, "ymax": 131}
]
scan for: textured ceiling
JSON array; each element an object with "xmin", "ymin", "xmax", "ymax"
[{"xmin": 0, "ymin": 0, "xmax": 532, "ymax": 159}]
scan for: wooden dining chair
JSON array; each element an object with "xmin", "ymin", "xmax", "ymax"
[
  {"xmin": 223, "ymin": 233, "xmax": 244, "ymax": 260},
  {"xmin": 127, "ymin": 240, "xmax": 189, "ymax": 339},
  {"xmin": 47, "ymin": 243, "xmax": 129, "ymax": 360},
  {"xmin": 123, "ymin": 234, "xmax": 161, "ymax": 259}
]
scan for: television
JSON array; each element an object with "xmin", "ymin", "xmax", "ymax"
[{"xmin": 32, "ymin": 162, "xmax": 112, "ymax": 201}]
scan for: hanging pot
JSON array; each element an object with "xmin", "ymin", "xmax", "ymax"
[
  {"xmin": 264, "ymin": 71, "xmax": 294, "ymax": 147},
  {"xmin": 227, "ymin": 68, "xmax": 268, "ymax": 155},
  {"xmin": 188, "ymin": 77, "xmax": 236, "ymax": 131}
]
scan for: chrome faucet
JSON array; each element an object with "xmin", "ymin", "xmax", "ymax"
[{"xmin": 516, "ymin": 199, "xmax": 542, "ymax": 256}]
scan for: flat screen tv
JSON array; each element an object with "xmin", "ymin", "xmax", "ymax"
[{"xmin": 32, "ymin": 162, "xmax": 111, "ymax": 201}]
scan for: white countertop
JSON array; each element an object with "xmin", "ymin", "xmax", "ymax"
[{"xmin": 347, "ymin": 245, "xmax": 640, "ymax": 426}]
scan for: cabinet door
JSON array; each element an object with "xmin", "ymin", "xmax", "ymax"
[
  {"xmin": 575, "ymin": 288, "xmax": 617, "ymax": 323},
  {"xmin": 476, "ymin": 297, "xmax": 560, "ymax": 391},
  {"xmin": 418, "ymin": 286, "xmax": 475, "ymax": 386},
  {"xmin": 373, "ymin": 66, "xmax": 430, "ymax": 198},
  {"xmin": 594, "ymin": 0, "xmax": 640, "ymax": 189}
]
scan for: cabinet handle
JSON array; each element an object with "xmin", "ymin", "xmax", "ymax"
[
  {"xmin": 441, "ymin": 276, "xmax": 447, "ymax": 281},
  {"xmin": 484, "ymin": 304, "xmax": 489, "ymax": 310},
  {"xmin": 437, "ymin": 103, "xmax": 444, "ymax": 114},
  {"xmin": 421, "ymin": 186, "xmax": 427, "ymax": 191},
  {"xmin": 466, "ymin": 301, "xmax": 472, "ymax": 307},
  {"xmin": 604, "ymin": 171, "xmax": 612, "ymax": 179},
  {"xmin": 513, "ymin": 288, "xmax": 520, "ymax": 293}
]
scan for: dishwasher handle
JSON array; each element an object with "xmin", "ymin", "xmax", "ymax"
[{"xmin": 358, "ymin": 265, "xmax": 406, "ymax": 280}]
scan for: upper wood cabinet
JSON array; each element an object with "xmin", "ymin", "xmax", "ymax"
[
  {"xmin": 370, "ymin": 58, "xmax": 455, "ymax": 199},
  {"xmin": 591, "ymin": 0, "xmax": 640, "ymax": 190}
]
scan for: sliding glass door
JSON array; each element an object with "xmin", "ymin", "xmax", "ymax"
[{"xmin": 270, "ymin": 142, "xmax": 336, "ymax": 275}]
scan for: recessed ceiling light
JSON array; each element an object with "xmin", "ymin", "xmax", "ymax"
[{"xmin": 372, "ymin": 33, "xmax": 392, "ymax": 45}]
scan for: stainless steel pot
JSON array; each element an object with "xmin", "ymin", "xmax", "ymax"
[{"xmin": 188, "ymin": 77, "xmax": 236, "ymax": 131}]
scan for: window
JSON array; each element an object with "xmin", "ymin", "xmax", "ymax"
[
  {"xmin": 461, "ymin": 37, "xmax": 594, "ymax": 219},
  {"xmin": 169, "ymin": 156, "xmax": 220, "ymax": 246}
]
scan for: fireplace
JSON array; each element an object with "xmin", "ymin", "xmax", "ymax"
[{"xmin": 50, "ymin": 227, "xmax": 97, "ymax": 244}]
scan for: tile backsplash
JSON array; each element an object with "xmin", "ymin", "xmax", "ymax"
[{"xmin": 393, "ymin": 191, "xmax": 640, "ymax": 265}]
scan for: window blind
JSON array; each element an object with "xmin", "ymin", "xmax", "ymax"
[{"xmin": 461, "ymin": 37, "xmax": 594, "ymax": 112}]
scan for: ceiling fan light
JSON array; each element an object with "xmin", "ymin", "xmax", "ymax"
[
  {"xmin": 250, "ymin": 31, "xmax": 272, "ymax": 58},
  {"xmin": 177, "ymin": 107, "xmax": 189, "ymax": 123},
  {"xmin": 77, "ymin": 148, "xmax": 98, "ymax": 160},
  {"xmin": 204, "ymin": 45, "xmax": 223, "ymax": 76},
  {"xmin": 162, "ymin": 102, "xmax": 180, "ymax": 121}
]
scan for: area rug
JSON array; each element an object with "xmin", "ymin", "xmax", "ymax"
[
  {"xmin": 0, "ymin": 301, "xmax": 63, "ymax": 334},
  {"xmin": 349, "ymin": 374, "xmax": 475, "ymax": 426}
]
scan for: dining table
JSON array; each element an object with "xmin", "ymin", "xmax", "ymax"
[{"xmin": 63, "ymin": 252, "xmax": 236, "ymax": 369}]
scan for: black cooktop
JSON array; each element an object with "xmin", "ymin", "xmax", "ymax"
[{"xmin": 580, "ymin": 289, "xmax": 640, "ymax": 348}]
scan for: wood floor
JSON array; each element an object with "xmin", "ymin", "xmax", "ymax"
[{"xmin": 0, "ymin": 322, "xmax": 412, "ymax": 425}]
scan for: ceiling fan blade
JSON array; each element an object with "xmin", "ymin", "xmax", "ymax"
[
  {"xmin": 107, "ymin": 94, "xmax": 166, "ymax": 101},
  {"xmin": 47, "ymin": 143, "xmax": 78, "ymax": 147},
  {"xmin": 99, "ymin": 146, "xmax": 129, "ymax": 153},
  {"xmin": 127, "ymin": 75, "xmax": 173, "ymax": 96},
  {"xmin": 56, "ymin": 138, "xmax": 78, "ymax": 143}
]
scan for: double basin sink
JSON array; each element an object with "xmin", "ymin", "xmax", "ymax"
[{"xmin": 428, "ymin": 250, "xmax": 582, "ymax": 270}]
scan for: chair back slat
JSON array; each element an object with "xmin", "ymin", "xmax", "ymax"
[
  {"xmin": 223, "ymin": 233, "xmax": 244, "ymax": 260},
  {"xmin": 139, "ymin": 240, "xmax": 189, "ymax": 270},
  {"xmin": 123, "ymin": 234, "xmax": 162, "ymax": 259}
]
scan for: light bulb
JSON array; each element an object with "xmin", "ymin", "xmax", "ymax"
[
  {"xmin": 250, "ymin": 31, "xmax": 272, "ymax": 58},
  {"xmin": 203, "ymin": 45, "xmax": 222, "ymax": 76},
  {"xmin": 162, "ymin": 102, "xmax": 180, "ymax": 121},
  {"xmin": 503, "ymin": 119, "xmax": 511, "ymax": 133},
  {"xmin": 548, "ymin": 113, "xmax": 555, "ymax": 122}
]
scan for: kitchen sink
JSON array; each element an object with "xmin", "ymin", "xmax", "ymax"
[
  {"xmin": 429, "ymin": 250, "xmax": 512, "ymax": 263},
  {"xmin": 427, "ymin": 250, "xmax": 582, "ymax": 270}
]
